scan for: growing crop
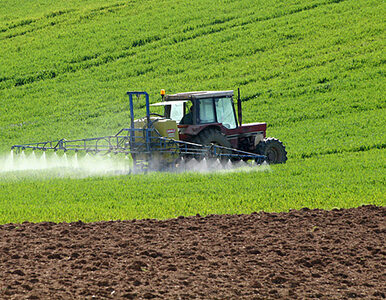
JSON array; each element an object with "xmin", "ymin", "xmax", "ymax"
[{"xmin": 0, "ymin": 0, "xmax": 384, "ymax": 224}]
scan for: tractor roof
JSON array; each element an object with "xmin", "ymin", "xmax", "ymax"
[{"xmin": 164, "ymin": 90, "xmax": 233, "ymax": 101}]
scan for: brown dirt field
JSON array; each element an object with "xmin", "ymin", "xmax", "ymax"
[{"xmin": 0, "ymin": 206, "xmax": 385, "ymax": 299}]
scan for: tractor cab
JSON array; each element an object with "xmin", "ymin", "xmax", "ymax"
[{"xmin": 152, "ymin": 90, "xmax": 238, "ymax": 129}]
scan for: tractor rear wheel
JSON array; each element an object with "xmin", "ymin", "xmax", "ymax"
[
  {"xmin": 192, "ymin": 128, "xmax": 231, "ymax": 161},
  {"xmin": 193, "ymin": 128, "xmax": 231, "ymax": 147},
  {"xmin": 256, "ymin": 138, "xmax": 287, "ymax": 164}
]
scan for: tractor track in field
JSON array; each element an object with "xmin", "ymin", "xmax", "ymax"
[{"xmin": 0, "ymin": 205, "xmax": 385, "ymax": 299}]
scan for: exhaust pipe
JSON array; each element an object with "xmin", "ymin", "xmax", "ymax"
[{"xmin": 237, "ymin": 88, "xmax": 242, "ymax": 126}]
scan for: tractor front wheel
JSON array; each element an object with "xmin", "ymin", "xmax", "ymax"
[{"xmin": 256, "ymin": 138, "xmax": 287, "ymax": 164}]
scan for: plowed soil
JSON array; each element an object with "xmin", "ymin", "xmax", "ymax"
[{"xmin": 0, "ymin": 206, "xmax": 385, "ymax": 299}]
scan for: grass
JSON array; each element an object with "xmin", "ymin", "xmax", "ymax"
[{"xmin": 0, "ymin": 0, "xmax": 385, "ymax": 223}]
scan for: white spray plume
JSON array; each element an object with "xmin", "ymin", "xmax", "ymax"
[
  {"xmin": 171, "ymin": 157, "xmax": 270, "ymax": 174},
  {"xmin": 0, "ymin": 150, "xmax": 131, "ymax": 179},
  {"xmin": 0, "ymin": 150, "xmax": 270, "ymax": 180}
]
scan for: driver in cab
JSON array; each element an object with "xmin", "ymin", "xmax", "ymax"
[{"xmin": 179, "ymin": 103, "xmax": 194, "ymax": 125}]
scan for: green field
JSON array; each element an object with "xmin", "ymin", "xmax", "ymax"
[{"xmin": 0, "ymin": 0, "xmax": 385, "ymax": 223}]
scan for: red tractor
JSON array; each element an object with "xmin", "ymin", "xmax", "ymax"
[
  {"xmin": 11, "ymin": 90, "xmax": 286, "ymax": 171},
  {"xmin": 153, "ymin": 89, "xmax": 287, "ymax": 164}
]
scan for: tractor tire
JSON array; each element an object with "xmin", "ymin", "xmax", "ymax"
[
  {"xmin": 192, "ymin": 128, "xmax": 231, "ymax": 160},
  {"xmin": 256, "ymin": 138, "xmax": 287, "ymax": 164},
  {"xmin": 193, "ymin": 128, "xmax": 231, "ymax": 147}
]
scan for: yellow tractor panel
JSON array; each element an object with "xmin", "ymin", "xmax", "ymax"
[
  {"xmin": 134, "ymin": 117, "xmax": 179, "ymax": 140},
  {"xmin": 132, "ymin": 117, "xmax": 179, "ymax": 163},
  {"xmin": 153, "ymin": 119, "xmax": 179, "ymax": 140}
]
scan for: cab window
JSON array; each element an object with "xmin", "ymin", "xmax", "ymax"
[
  {"xmin": 169, "ymin": 102, "xmax": 184, "ymax": 123},
  {"xmin": 215, "ymin": 97, "xmax": 237, "ymax": 129},
  {"xmin": 198, "ymin": 98, "xmax": 215, "ymax": 123}
]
